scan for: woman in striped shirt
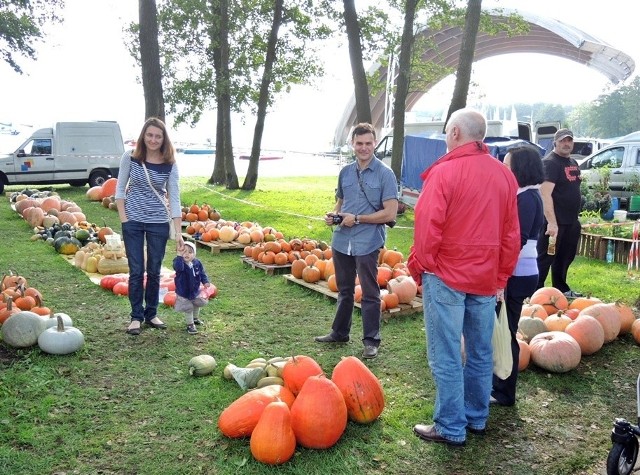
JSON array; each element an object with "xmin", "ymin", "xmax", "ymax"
[{"xmin": 115, "ymin": 117, "xmax": 185, "ymax": 335}]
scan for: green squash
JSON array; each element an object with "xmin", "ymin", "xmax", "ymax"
[
  {"xmin": 54, "ymin": 236, "xmax": 82, "ymax": 255},
  {"xmin": 188, "ymin": 354, "xmax": 217, "ymax": 376}
]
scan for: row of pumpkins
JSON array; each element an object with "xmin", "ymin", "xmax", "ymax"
[
  {"xmin": 0, "ymin": 273, "xmax": 85, "ymax": 354},
  {"xmin": 218, "ymin": 354, "xmax": 384, "ymax": 465},
  {"xmin": 184, "ymin": 219, "xmax": 286, "ymax": 245},
  {"xmin": 246, "ymin": 241, "xmax": 418, "ymax": 311},
  {"xmin": 515, "ymin": 287, "xmax": 640, "ymax": 373}
]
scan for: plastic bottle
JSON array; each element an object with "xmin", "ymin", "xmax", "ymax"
[
  {"xmin": 547, "ymin": 236, "xmax": 556, "ymax": 255},
  {"xmin": 606, "ymin": 240, "xmax": 614, "ymax": 263}
]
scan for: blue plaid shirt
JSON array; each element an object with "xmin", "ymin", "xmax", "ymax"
[{"xmin": 332, "ymin": 157, "xmax": 398, "ymax": 256}]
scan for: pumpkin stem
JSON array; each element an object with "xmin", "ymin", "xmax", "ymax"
[{"xmin": 56, "ymin": 314, "xmax": 65, "ymax": 332}]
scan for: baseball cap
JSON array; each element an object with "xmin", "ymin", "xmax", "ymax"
[
  {"xmin": 554, "ymin": 128, "xmax": 574, "ymax": 142},
  {"xmin": 184, "ymin": 241, "xmax": 197, "ymax": 254}
]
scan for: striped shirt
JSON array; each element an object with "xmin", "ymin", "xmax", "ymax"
[{"xmin": 115, "ymin": 150, "xmax": 182, "ymax": 223}]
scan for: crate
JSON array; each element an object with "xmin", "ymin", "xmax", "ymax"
[
  {"xmin": 241, "ymin": 257, "xmax": 291, "ymax": 276},
  {"xmin": 181, "ymin": 233, "xmax": 245, "ymax": 254},
  {"xmin": 282, "ymin": 274, "xmax": 422, "ymax": 321}
]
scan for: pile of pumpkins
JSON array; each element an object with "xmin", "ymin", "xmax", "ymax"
[
  {"xmin": 516, "ymin": 286, "xmax": 640, "ymax": 373},
  {"xmin": 186, "ymin": 218, "xmax": 285, "ymax": 245},
  {"xmin": 0, "ymin": 272, "xmax": 84, "ymax": 355},
  {"xmin": 217, "ymin": 354, "xmax": 384, "ymax": 465},
  {"xmin": 275, "ymin": 243, "xmax": 418, "ymax": 312},
  {"xmin": 85, "ymin": 177, "xmax": 118, "ymax": 209}
]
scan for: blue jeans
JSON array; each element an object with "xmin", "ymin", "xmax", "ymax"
[
  {"xmin": 122, "ymin": 220, "xmax": 170, "ymax": 323},
  {"xmin": 331, "ymin": 249, "xmax": 381, "ymax": 346},
  {"xmin": 422, "ymin": 273, "xmax": 495, "ymax": 443}
]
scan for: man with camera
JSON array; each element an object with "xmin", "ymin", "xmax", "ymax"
[{"xmin": 315, "ymin": 122, "xmax": 398, "ymax": 359}]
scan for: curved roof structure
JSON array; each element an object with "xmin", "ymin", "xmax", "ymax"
[{"xmin": 334, "ymin": 8, "xmax": 635, "ymax": 146}]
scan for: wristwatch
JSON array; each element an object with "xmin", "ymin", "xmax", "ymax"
[{"xmin": 354, "ymin": 215, "xmax": 360, "ymax": 225}]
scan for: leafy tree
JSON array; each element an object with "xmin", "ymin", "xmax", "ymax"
[
  {"xmin": 0, "ymin": 0, "xmax": 64, "ymax": 74},
  {"xmin": 342, "ymin": 0, "xmax": 372, "ymax": 124}
]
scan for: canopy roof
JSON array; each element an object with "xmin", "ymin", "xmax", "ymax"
[{"xmin": 334, "ymin": 8, "xmax": 635, "ymax": 146}]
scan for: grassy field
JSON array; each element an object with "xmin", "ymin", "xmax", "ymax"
[{"xmin": 0, "ymin": 176, "xmax": 639, "ymax": 475}]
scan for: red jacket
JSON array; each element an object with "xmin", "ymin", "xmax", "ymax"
[{"xmin": 407, "ymin": 141, "xmax": 520, "ymax": 295}]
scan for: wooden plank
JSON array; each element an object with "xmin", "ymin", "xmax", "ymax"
[
  {"xmin": 282, "ymin": 274, "xmax": 422, "ymax": 320},
  {"xmin": 578, "ymin": 232, "xmax": 638, "ymax": 264},
  {"xmin": 241, "ymin": 257, "xmax": 292, "ymax": 276},
  {"xmin": 181, "ymin": 233, "xmax": 245, "ymax": 254}
]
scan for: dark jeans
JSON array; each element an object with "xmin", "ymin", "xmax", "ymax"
[
  {"xmin": 330, "ymin": 249, "xmax": 381, "ymax": 347},
  {"xmin": 536, "ymin": 220, "xmax": 581, "ymax": 292},
  {"xmin": 122, "ymin": 220, "xmax": 170, "ymax": 323},
  {"xmin": 492, "ymin": 274, "xmax": 538, "ymax": 406}
]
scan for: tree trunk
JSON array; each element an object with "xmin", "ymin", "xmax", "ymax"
[
  {"xmin": 208, "ymin": 0, "xmax": 238, "ymax": 188},
  {"xmin": 343, "ymin": 0, "xmax": 371, "ymax": 125},
  {"xmin": 139, "ymin": 0, "xmax": 165, "ymax": 121},
  {"xmin": 443, "ymin": 0, "xmax": 482, "ymax": 129},
  {"xmin": 242, "ymin": 0, "xmax": 284, "ymax": 190},
  {"xmin": 389, "ymin": 0, "xmax": 419, "ymax": 180}
]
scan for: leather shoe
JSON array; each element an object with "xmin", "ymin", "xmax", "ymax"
[
  {"xmin": 126, "ymin": 325, "xmax": 141, "ymax": 336},
  {"xmin": 362, "ymin": 345, "xmax": 378, "ymax": 359},
  {"xmin": 314, "ymin": 334, "xmax": 349, "ymax": 343},
  {"xmin": 145, "ymin": 319, "xmax": 167, "ymax": 329},
  {"xmin": 413, "ymin": 424, "xmax": 465, "ymax": 447}
]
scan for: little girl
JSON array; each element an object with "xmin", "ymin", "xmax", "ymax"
[{"xmin": 173, "ymin": 241, "xmax": 211, "ymax": 334}]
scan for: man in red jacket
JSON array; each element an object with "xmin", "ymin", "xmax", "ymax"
[{"xmin": 408, "ymin": 108, "xmax": 520, "ymax": 447}]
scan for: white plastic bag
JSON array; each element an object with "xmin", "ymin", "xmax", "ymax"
[{"xmin": 492, "ymin": 302, "xmax": 513, "ymax": 379}]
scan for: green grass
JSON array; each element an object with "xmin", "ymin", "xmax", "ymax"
[{"xmin": 0, "ymin": 176, "xmax": 639, "ymax": 475}]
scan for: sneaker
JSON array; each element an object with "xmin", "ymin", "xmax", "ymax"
[
  {"xmin": 186, "ymin": 324, "xmax": 198, "ymax": 335},
  {"xmin": 563, "ymin": 290, "xmax": 583, "ymax": 298},
  {"xmin": 193, "ymin": 317, "xmax": 203, "ymax": 325}
]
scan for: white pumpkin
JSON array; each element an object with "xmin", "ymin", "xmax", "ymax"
[
  {"xmin": 38, "ymin": 315, "xmax": 85, "ymax": 355},
  {"xmin": 44, "ymin": 312, "xmax": 74, "ymax": 329},
  {"xmin": 1, "ymin": 311, "xmax": 49, "ymax": 348},
  {"xmin": 188, "ymin": 354, "xmax": 217, "ymax": 376}
]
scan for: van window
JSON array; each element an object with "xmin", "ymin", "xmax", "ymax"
[
  {"xmin": 24, "ymin": 139, "xmax": 52, "ymax": 155},
  {"xmin": 572, "ymin": 141, "xmax": 593, "ymax": 157},
  {"xmin": 591, "ymin": 147, "xmax": 624, "ymax": 168}
]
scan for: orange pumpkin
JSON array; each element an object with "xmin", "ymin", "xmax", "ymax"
[
  {"xmin": 616, "ymin": 302, "xmax": 636, "ymax": 335},
  {"xmin": 327, "ymin": 274, "xmax": 339, "ymax": 292},
  {"xmin": 382, "ymin": 292, "xmax": 400, "ymax": 309},
  {"xmin": 100, "ymin": 177, "xmax": 118, "ymax": 199},
  {"xmin": 529, "ymin": 287, "xmax": 568, "ymax": 315},
  {"xmin": 565, "ymin": 315, "xmax": 605, "ymax": 355},
  {"xmin": 331, "ymin": 356, "xmax": 385, "ymax": 423},
  {"xmin": 631, "ymin": 318, "xmax": 640, "ymax": 345},
  {"xmin": 301, "ymin": 265, "xmax": 321, "ymax": 283},
  {"xmin": 543, "ymin": 311, "xmax": 572, "ymax": 332},
  {"xmin": 218, "ymin": 385, "xmax": 296, "ymax": 438},
  {"xmin": 529, "ymin": 331, "xmax": 581, "ymax": 373},
  {"xmin": 290, "ymin": 375, "xmax": 347, "ymax": 449},
  {"xmin": 250, "ymin": 401, "xmax": 296, "ymax": 465},
  {"xmin": 578, "ymin": 303, "xmax": 621, "ymax": 343},
  {"xmin": 568, "ymin": 295, "xmax": 602, "ymax": 311},
  {"xmin": 291, "ymin": 259, "xmax": 307, "ymax": 279},
  {"xmin": 520, "ymin": 302, "xmax": 548, "ymax": 320},
  {"xmin": 382, "ymin": 248, "xmax": 403, "ymax": 267},
  {"xmin": 387, "ymin": 275, "xmax": 417, "ymax": 304},
  {"xmin": 517, "ymin": 339, "xmax": 530, "ymax": 371},
  {"xmin": 281, "ymin": 355, "xmax": 324, "ymax": 397},
  {"xmin": 376, "ymin": 266, "xmax": 393, "ymax": 288}
]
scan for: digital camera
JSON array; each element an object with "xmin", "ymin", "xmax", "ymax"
[
  {"xmin": 386, "ymin": 220, "xmax": 397, "ymax": 228},
  {"xmin": 331, "ymin": 214, "xmax": 344, "ymax": 225}
]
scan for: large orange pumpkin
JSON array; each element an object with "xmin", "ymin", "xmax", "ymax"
[
  {"xmin": 529, "ymin": 287, "xmax": 568, "ymax": 315},
  {"xmin": 529, "ymin": 331, "xmax": 581, "ymax": 373},
  {"xmin": 382, "ymin": 248, "xmax": 404, "ymax": 268},
  {"xmin": 578, "ymin": 303, "xmax": 621, "ymax": 343},
  {"xmin": 386, "ymin": 275, "xmax": 417, "ymax": 304},
  {"xmin": 100, "ymin": 177, "xmax": 118, "ymax": 199},
  {"xmin": 565, "ymin": 315, "xmax": 605, "ymax": 355},
  {"xmin": 331, "ymin": 356, "xmax": 385, "ymax": 424},
  {"xmin": 568, "ymin": 295, "xmax": 602, "ymax": 312},
  {"xmin": 517, "ymin": 339, "xmax": 530, "ymax": 371},
  {"xmin": 281, "ymin": 355, "xmax": 324, "ymax": 396},
  {"xmin": 291, "ymin": 259, "xmax": 306, "ymax": 279},
  {"xmin": 290, "ymin": 375, "xmax": 348, "ymax": 449},
  {"xmin": 250, "ymin": 401, "xmax": 296, "ymax": 465},
  {"xmin": 218, "ymin": 385, "xmax": 296, "ymax": 438}
]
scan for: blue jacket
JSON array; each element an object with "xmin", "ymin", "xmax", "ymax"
[{"xmin": 173, "ymin": 256, "xmax": 209, "ymax": 300}]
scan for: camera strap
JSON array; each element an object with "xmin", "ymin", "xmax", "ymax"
[{"xmin": 356, "ymin": 166, "xmax": 381, "ymax": 213}]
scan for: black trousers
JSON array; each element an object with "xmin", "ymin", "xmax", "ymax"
[
  {"xmin": 492, "ymin": 274, "xmax": 538, "ymax": 406},
  {"xmin": 536, "ymin": 220, "xmax": 581, "ymax": 292}
]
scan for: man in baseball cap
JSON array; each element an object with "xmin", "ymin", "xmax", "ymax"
[
  {"xmin": 536, "ymin": 127, "xmax": 582, "ymax": 299},
  {"xmin": 554, "ymin": 128, "xmax": 574, "ymax": 142}
]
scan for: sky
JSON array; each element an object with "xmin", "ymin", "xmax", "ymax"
[{"xmin": 0, "ymin": 0, "xmax": 638, "ymax": 153}]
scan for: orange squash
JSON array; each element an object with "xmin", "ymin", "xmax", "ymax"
[
  {"xmin": 290, "ymin": 375, "xmax": 347, "ymax": 449},
  {"xmin": 529, "ymin": 287, "xmax": 568, "ymax": 315},
  {"xmin": 281, "ymin": 355, "xmax": 324, "ymax": 396},
  {"xmin": 331, "ymin": 356, "xmax": 385, "ymax": 424},
  {"xmin": 218, "ymin": 385, "xmax": 296, "ymax": 438},
  {"xmin": 565, "ymin": 315, "xmax": 605, "ymax": 355},
  {"xmin": 100, "ymin": 177, "xmax": 118, "ymax": 199},
  {"xmin": 250, "ymin": 401, "xmax": 296, "ymax": 465},
  {"xmin": 386, "ymin": 275, "xmax": 417, "ymax": 304},
  {"xmin": 578, "ymin": 303, "xmax": 621, "ymax": 343}
]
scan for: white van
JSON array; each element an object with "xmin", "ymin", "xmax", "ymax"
[{"xmin": 0, "ymin": 121, "xmax": 124, "ymax": 194}]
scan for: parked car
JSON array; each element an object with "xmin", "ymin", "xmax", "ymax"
[{"xmin": 579, "ymin": 131, "xmax": 640, "ymax": 205}]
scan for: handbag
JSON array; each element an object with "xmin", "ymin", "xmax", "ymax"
[
  {"xmin": 141, "ymin": 162, "xmax": 176, "ymax": 240},
  {"xmin": 492, "ymin": 301, "xmax": 513, "ymax": 380}
]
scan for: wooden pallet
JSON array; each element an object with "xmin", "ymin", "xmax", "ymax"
[
  {"xmin": 181, "ymin": 233, "xmax": 245, "ymax": 254},
  {"xmin": 282, "ymin": 274, "xmax": 422, "ymax": 320},
  {"xmin": 241, "ymin": 257, "xmax": 292, "ymax": 276},
  {"xmin": 578, "ymin": 232, "xmax": 637, "ymax": 264}
]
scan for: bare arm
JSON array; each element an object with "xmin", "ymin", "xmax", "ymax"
[{"xmin": 540, "ymin": 181, "xmax": 558, "ymax": 237}]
